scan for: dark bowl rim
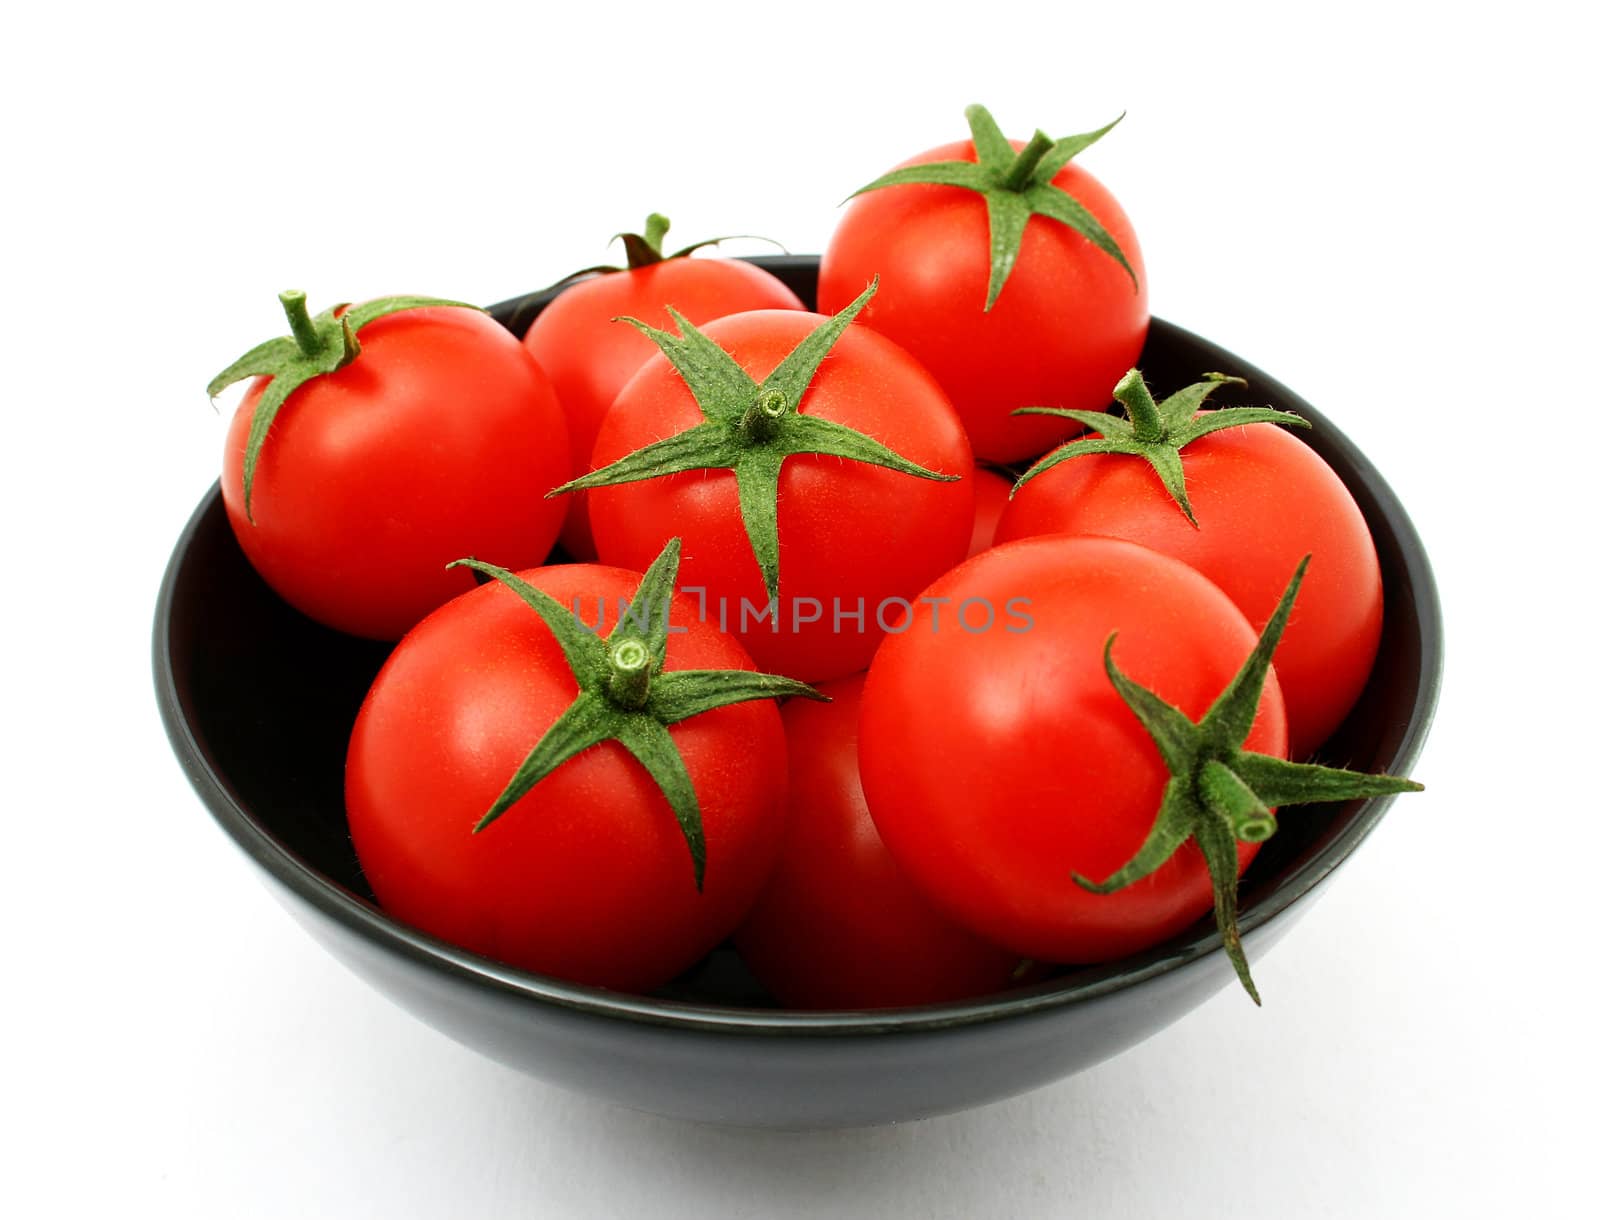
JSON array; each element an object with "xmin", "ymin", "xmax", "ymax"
[{"xmin": 153, "ymin": 270, "xmax": 1443, "ymax": 1038}]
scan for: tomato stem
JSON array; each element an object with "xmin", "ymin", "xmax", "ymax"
[
  {"xmin": 1115, "ymin": 369, "xmax": 1167, "ymax": 442},
  {"xmin": 642, "ymin": 213, "xmax": 670, "ymax": 256},
  {"xmin": 999, "ymin": 129, "xmax": 1055, "ymax": 191},
  {"xmin": 1199, "ymin": 760, "xmax": 1276, "ymax": 843},
  {"xmin": 606, "ymin": 638, "xmax": 654, "ymax": 709},
  {"xmin": 737, "ymin": 388, "xmax": 789, "ymax": 443},
  {"xmin": 619, "ymin": 214, "xmax": 673, "ymax": 270},
  {"xmin": 278, "ymin": 290, "xmax": 322, "ymax": 359}
]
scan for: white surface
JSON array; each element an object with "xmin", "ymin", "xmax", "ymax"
[{"xmin": 5, "ymin": 3, "xmax": 1594, "ymax": 1216}]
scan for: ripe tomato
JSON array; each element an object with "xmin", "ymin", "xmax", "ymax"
[
  {"xmin": 523, "ymin": 223, "xmax": 804, "ymax": 558},
  {"xmin": 967, "ymin": 467, "xmax": 1015, "ymax": 558},
  {"xmin": 858, "ymin": 536, "xmax": 1287, "ymax": 965},
  {"xmin": 734, "ymin": 674, "xmax": 1022, "ymax": 1009},
  {"xmin": 819, "ymin": 108, "xmax": 1148, "ymax": 464},
  {"xmin": 219, "ymin": 299, "xmax": 568, "ymax": 640},
  {"xmin": 345, "ymin": 561, "xmax": 793, "ymax": 994},
  {"xmin": 996, "ymin": 409, "xmax": 1381, "ymax": 755},
  {"xmin": 583, "ymin": 303, "xmax": 975, "ymax": 683}
]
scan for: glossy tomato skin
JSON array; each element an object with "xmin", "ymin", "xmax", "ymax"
[
  {"xmin": 222, "ymin": 306, "xmax": 569, "ymax": 640},
  {"xmin": 819, "ymin": 140, "xmax": 1148, "ymax": 464},
  {"xmin": 996, "ymin": 418, "xmax": 1381, "ymax": 755},
  {"xmin": 967, "ymin": 467, "xmax": 1015, "ymax": 559},
  {"xmin": 586, "ymin": 310, "xmax": 976, "ymax": 683},
  {"xmin": 858, "ymin": 536, "xmax": 1288, "ymax": 964},
  {"xmin": 524, "ymin": 259, "xmax": 805, "ymax": 558},
  {"xmin": 345, "ymin": 564, "xmax": 789, "ymax": 994},
  {"xmin": 734, "ymin": 673, "xmax": 1021, "ymax": 1010}
]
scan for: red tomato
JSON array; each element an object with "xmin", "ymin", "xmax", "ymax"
[
  {"xmin": 524, "ymin": 258, "xmax": 804, "ymax": 558},
  {"xmin": 858, "ymin": 536, "xmax": 1288, "ymax": 964},
  {"xmin": 221, "ymin": 305, "xmax": 568, "ymax": 640},
  {"xmin": 345, "ymin": 563, "xmax": 789, "ymax": 993},
  {"xmin": 586, "ymin": 310, "xmax": 975, "ymax": 683},
  {"xmin": 734, "ymin": 673, "xmax": 1022, "ymax": 1009},
  {"xmin": 967, "ymin": 467, "xmax": 1015, "ymax": 558},
  {"xmin": 996, "ymin": 417, "xmax": 1380, "ymax": 755},
  {"xmin": 819, "ymin": 140, "xmax": 1147, "ymax": 464}
]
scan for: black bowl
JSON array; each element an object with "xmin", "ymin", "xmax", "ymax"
[{"xmin": 153, "ymin": 256, "xmax": 1441, "ymax": 1128}]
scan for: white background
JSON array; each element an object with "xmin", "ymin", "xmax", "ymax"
[{"xmin": 5, "ymin": 2, "xmax": 1594, "ymax": 1216}]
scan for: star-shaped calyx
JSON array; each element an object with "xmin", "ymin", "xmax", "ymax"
[
  {"xmin": 850, "ymin": 103, "xmax": 1137, "ymax": 310},
  {"xmin": 1082, "ymin": 557, "xmax": 1423, "ymax": 1003},
  {"xmin": 505, "ymin": 215, "xmax": 786, "ymax": 333},
  {"xmin": 449, "ymin": 538, "xmax": 823, "ymax": 889},
  {"xmin": 561, "ymin": 212, "xmax": 779, "ymax": 278},
  {"xmin": 549, "ymin": 278, "xmax": 960, "ymax": 602},
  {"xmin": 208, "ymin": 290, "xmax": 479, "ymax": 521},
  {"xmin": 1013, "ymin": 369, "xmax": 1311, "ymax": 525}
]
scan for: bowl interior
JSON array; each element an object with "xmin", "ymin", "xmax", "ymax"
[{"xmin": 157, "ymin": 255, "xmax": 1440, "ymax": 1023}]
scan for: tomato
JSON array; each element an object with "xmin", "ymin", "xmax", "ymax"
[
  {"xmin": 734, "ymin": 674, "xmax": 1022, "ymax": 1009},
  {"xmin": 819, "ymin": 106, "xmax": 1148, "ymax": 463},
  {"xmin": 346, "ymin": 555, "xmax": 801, "ymax": 994},
  {"xmin": 579, "ymin": 290, "xmax": 975, "ymax": 683},
  {"xmin": 858, "ymin": 536, "xmax": 1287, "ymax": 966},
  {"xmin": 996, "ymin": 393, "xmax": 1381, "ymax": 755},
  {"xmin": 217, "ymin": 296, "xmax": 568, "ymax": 640},
  {"xmin": 967, "ymin": 467, "xmax": 1014, "ymax": 558},
  {"xmin": 523, "ymin": 219, "xmax": 804, "ymax": 558}
]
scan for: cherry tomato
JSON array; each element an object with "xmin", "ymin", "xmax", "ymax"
[
  {"xmin": 524, "ymin": 250, "xmax": 803, "ymax": 558},
  {"xmin": 734, "ymin": 674, "xmax": 1022, "ymax": 1009},
  {"xmin": 585, "ymin": 308, "xmax": 975, "ymax": 683},
  {"xmin": 996, "ymin": 416, "xmax": 1380, "ymax": 755},
  {"xmin": 819, "ymin": 127, "xmax": 1147, "ymax": 464},
  {"xmin": 858, "ymin": 536, "xmax": 1288, "ymax": 964},
  {"xmin": 221, "ymin": 304, "xmax": 568, "ymax": 640},
  {"xmin": 345, "ymin": 563, "xmax": 790, "ymax": 994}
]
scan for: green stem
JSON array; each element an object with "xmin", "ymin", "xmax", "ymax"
[
  {"xmin": 279, "ymin": 290, "xmax": 321, "ymax": 358},
  {"xmin": 1000, "ymin": 129, "xmax": 1054, "ymax": 191},
  {"xmin": 643, "ymin": 213, "xmax": 670, "ymax": 252},
  {"xmin": 606, "ymin": 638, "xmax": 653, "ymax": 709},
  {"xmin": 738, "ymin": 388, "xmax": 789, "ymax": 443},
  {"xmin": 1114, "ymin": 369, "xmax": 1167, "ymax": 442},
  {"xmin": 1199, "ymin": 760, "xmax": 1276, "ymax": 843},
  {"xmin": 622, "ymin": 213, "xmax": 673, "ymax": 270}
]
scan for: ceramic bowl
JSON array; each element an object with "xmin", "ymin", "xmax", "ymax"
[{"xmin": 153, "ymin": 256, "xmax": 1440, "ymax": 1128}]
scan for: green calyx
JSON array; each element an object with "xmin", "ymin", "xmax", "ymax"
[
  {"xmin": 850, "ymin": 104, "xmax": 1136, "ymax": 310},
  {"xmin": 548, "ymin": 278, "xmax": 961, "ymax": 602},
  {"xmin": 208, "ymin": 290, "xmax": 481, "ymax": 522},
  {"xmin": 549, "ymin": 213, "xmax": 786, "ymax": 283},
  {"xmin": 1076, "ymin": 557, "xmax": 1423, "ymax": 1004},
  {"xmin": 1013, "ymin": 369, "xmax": 1311, "ymax": 526},
  {"xmin": 447, "ymin": 538, "xmax": 824, "ymax": 890}
]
